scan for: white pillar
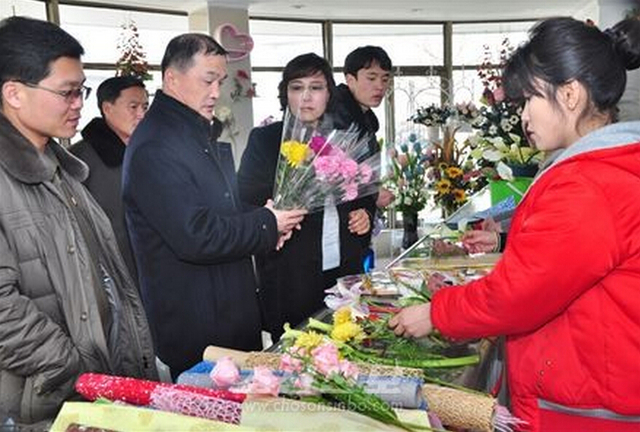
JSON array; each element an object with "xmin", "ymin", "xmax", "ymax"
[{"xmin": 202, "ymin": 5, "xmax": 254, "ymax": 163}]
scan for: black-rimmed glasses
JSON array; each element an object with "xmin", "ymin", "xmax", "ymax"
[{"xmin": 19, "ymin": 81, "xmax": 92, "ymax": 103}]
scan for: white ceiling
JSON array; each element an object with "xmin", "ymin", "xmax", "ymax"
[{"xmin": 80, "ymin": 0, "xmax": 598, "ymax": 22}]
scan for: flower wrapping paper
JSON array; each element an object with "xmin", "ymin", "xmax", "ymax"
[{"xmin": 75, "ymin": 373, "xmax": 246, "ymax": 424}]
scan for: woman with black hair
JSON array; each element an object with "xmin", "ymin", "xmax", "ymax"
[
  {"xmin": 390, "ymin": 17, "xmax": 640, "ymax": 432},
  {"xmin": 238, "ymin": 53, "xmax": 372, "ymax": 340}
]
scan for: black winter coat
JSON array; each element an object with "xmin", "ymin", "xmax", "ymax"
[
  {"xmin": 329, "ymin": 84, "xmax": 380, "ymax": 245},
  {"xmin": 123, "ymin": 91, "xmax": 278, "ymax": 374},
  {"xmin": 70, "ymin": 117, "xmax": 137, "ymax": 283},
  {"xmin": 238, "ymin": 121, "xmax": 370, "ymax": 338}
]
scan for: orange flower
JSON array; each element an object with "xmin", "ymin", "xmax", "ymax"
[
  {"xmin": 445, "ymin": 166, "xmax": 464, "ymax": 179},
  {"xmin": 453, "ymin": 188, "xmax": 466, "ymax": 203},
  {"xmin": 436, "ymin": 179, "xmax": 451, "ymax": 193}
]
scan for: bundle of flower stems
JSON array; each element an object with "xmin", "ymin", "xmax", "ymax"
[{"xmin": 203, "ymin": 346, "xmax": 517, "ymax": 432}]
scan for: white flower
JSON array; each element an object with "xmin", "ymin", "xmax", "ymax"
[
  {"xmin": 503, "ymin": 123, "xmax": 513, "ymax": 132},
  {"xmin": 483, "ymin": 149, "xmax": 504, "ymax": 162},
  {"xmin": 509, "ymin": 115, "xmax": 519, "ymax": 125},
  {"xmin": 215, "ymin": 105, "xmax": 233, "ymax": 123},
  {"xmin": 508, "ymin": 133, "xmax": 522, "ymax": 145},
  {"xmin": 489, "ymin": 125, "xmax": 498, "ymax": 135},
  {"xmin": 496, "ymin": 161, "xmax": 514, "ymax": 181}
]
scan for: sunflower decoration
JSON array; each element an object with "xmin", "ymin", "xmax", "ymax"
[{"xmin": 430, "ymin": 159, "xmax": 483, "ymax": 217}]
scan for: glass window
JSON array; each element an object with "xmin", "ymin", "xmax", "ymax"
[
  {"xmin": 452, "ymin": 21, "xmax": 534, "ymax": 66},
  {"xmin": 452, "ymin": 69, "xmax": 490, "ymax": 105},
  {"xmin": 0, "ymin": 0, "xmax": 46, "ymax": 20},
  {"xmin": 332, "ymin": 24, "xmax": 443, "ymax": 68},
  {"xmin": 393, "ymin": 75, "xmax": 441, "ymax": 141},
  {"xmin": 250, "ymin": 20, "xmax": 323, "ymax": 67},
  {"xmin": 59, "ymin": 5, "xmax": 188, "ymax": 65},
  {"xmin": 251, "ymin": 71, "xmax": 283, "ymax": 126}
]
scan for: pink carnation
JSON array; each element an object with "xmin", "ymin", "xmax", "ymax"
[
  {"xmin": 313, "ymin": 156, "xmax": 340, "ymax": 181},
  {"xmin": 338, "ymin": 158, "xmax": 359, "ymax": 181},
  {"xmin": 339, "ymin": 360, "xmax": 359, "ymax": 380},
  {"xmin": 248, "ymin": 366, "xmax": 280, "ymax": 397},
  {"xmin": 359, "ymin": 164, "xmax": 372, "ymax": 183},
  {"xmin": 209, "ymin": 356, "xmax": 241, "ymax": 389},
  {"xmin": 343, "ymin": 182, "xmax": 358, "ymax": 201},
  {"xmin": 311, "ymin": 343, "xmax": 341, "ymax": 377},
  {"xmin": 493, "ymin": 86, "xmax": 505, "ymax": 103},
  {"xmin": 279, "ymin": 352, "xmax": 304, "ymax": 374},
  {"xmin": 293, "ymin": 373, "xmax": 317, "ymax": 396}
]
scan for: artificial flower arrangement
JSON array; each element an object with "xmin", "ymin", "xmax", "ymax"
[
  {"xmin": 385, "ymin": 134, "xmax": 430, "ymax": 215},
  {"xmin": 470, "ymin": 38, "xmax": 543, "ymax": 181},
  {"xmin": 230, "ymin": 69, "xmax": 257, "ymax": 102},
  {"xmin": 409, "ymin": 102, "xmax": 486, "ymax": 216},
  {"xmin": 273, "ymin": 109, "xmax": 381, "ymax": 212}
]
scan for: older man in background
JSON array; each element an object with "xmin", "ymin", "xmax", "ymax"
[{"xmin": 70, "ymin": 76, "xmax": 148, "ymax": 281}]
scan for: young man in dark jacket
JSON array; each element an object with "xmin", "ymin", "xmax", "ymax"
[
  {"xmin": 123, "ymin": 33, "xmax": 306, "ymax": 376},
  {"xmin": 70, "ymin": 76, "xmax": 148, "ymax": 282},
  {"xmin": 0, "ymin": 17, "xmax": 157, "ymax": 427},
  {"xmin": 330, "ymin": 46, "xmax": 395, "ymax": 263}
]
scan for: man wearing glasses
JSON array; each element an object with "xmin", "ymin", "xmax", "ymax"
[{"xmin": 0, "ymin": 17, "xmax": 156, "ymax": 427}]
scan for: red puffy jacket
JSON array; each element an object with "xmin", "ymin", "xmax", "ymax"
[{"xmin": 432, "ymin": 128, "xmax": 640, "ymax": 432}]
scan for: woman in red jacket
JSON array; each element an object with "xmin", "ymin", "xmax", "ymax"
[{"xmin": 390, "ymin": 17, "xmax": 640, "ymax": 432}]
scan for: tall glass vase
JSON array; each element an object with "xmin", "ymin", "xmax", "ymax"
[{"xmin": 402, "ymin": 211, "xmax": 419, "ymax": 249}]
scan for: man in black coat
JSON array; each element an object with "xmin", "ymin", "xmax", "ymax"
[
  {"xmin": 70, "ymin": 76, "xmax": 148, "ymax": 282},
  {"xmin": 329, "ymin": 46, "xmax": 396, "ymax": 260},
  {"xmin": 123, "ymin": 33, "xmax": 306, "ymax": 376}
]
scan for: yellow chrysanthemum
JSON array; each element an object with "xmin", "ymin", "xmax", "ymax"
[
  {"xmin": 435, "ymin": 179, "xmax": 451, "ymax": 193},
  {"xmin": 330, "ymin": 322, "xmax": 364, "ymax": 343},
  {"xmin": 333, "ymin": 307, "xmax": 352, "ymax": 326},
  {"xmin": 281, "ymin": 140, "xmax": 310, "ymax": 167},
  {"xmin": 294, "ymin": 331, "xmax": 324, "ymax": 350},
  {"xmin": 453, "ymin": 188, "xmax": 467, "ymax": 203},
  {"xmin": 445, "ymin": 166, "xmax": 463, "ymax": 179}
]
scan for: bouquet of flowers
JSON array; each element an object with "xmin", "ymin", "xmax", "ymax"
[
  {"xmin": 283, "ymin": 307, "xmax": 479, "ymax": 378},
  {"xmin": 408, "ymin": 102, "xmax": 485, "ymax": 216},
  {"xmin": 206, "ymin": 342, "xmax": 430, "ymax": 431},
  {"xmin": 385, "ymin": 134, "xmax": 430, "ymax": 215},
  {"xmin": 273, "ymin": 110, "xmax": 381, "ymax": 212},
  {"xmin": 471, "ymin": 39, "xmax": 542, "ymax": 180}
]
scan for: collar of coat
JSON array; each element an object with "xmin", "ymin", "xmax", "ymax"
[
  {"xmin": 81, "ymin": 117, "xmax": 126, "ymax": 168},
  {"xmin": 0, "ymin": 110, "xmax": 88, "ymax": 184},
  {"xmin": 539, "ymin": 121, "xmax": 640, "ymax": 176},
  {"xmin": 153, "ymin": 90, "xmax": 215, "ymax": 139},
  {"xmin": 331, "ymin": 83, "xmax": 380, "ymax": 134}
]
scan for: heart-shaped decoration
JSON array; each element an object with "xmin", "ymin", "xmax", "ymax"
[{"xmin": 214, "ymin": 23, "xmax": 254, "ymax": 62}]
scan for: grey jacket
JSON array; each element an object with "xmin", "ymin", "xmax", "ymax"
[{"xmin": 0, "ymin": 113, "xmax": 157, "ymax": 425}]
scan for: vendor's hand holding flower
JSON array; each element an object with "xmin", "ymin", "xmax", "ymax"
[
  {"xmin": 348, "ymin": 208, "xmax": 371, "ymax": 235},
  {"xmin": 388, "ymin": 303, "xmax": 433, "ymax": 338},
  {"xmin": 461, "ymin": 230, "xmax": 499, "ymax": 254}
]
